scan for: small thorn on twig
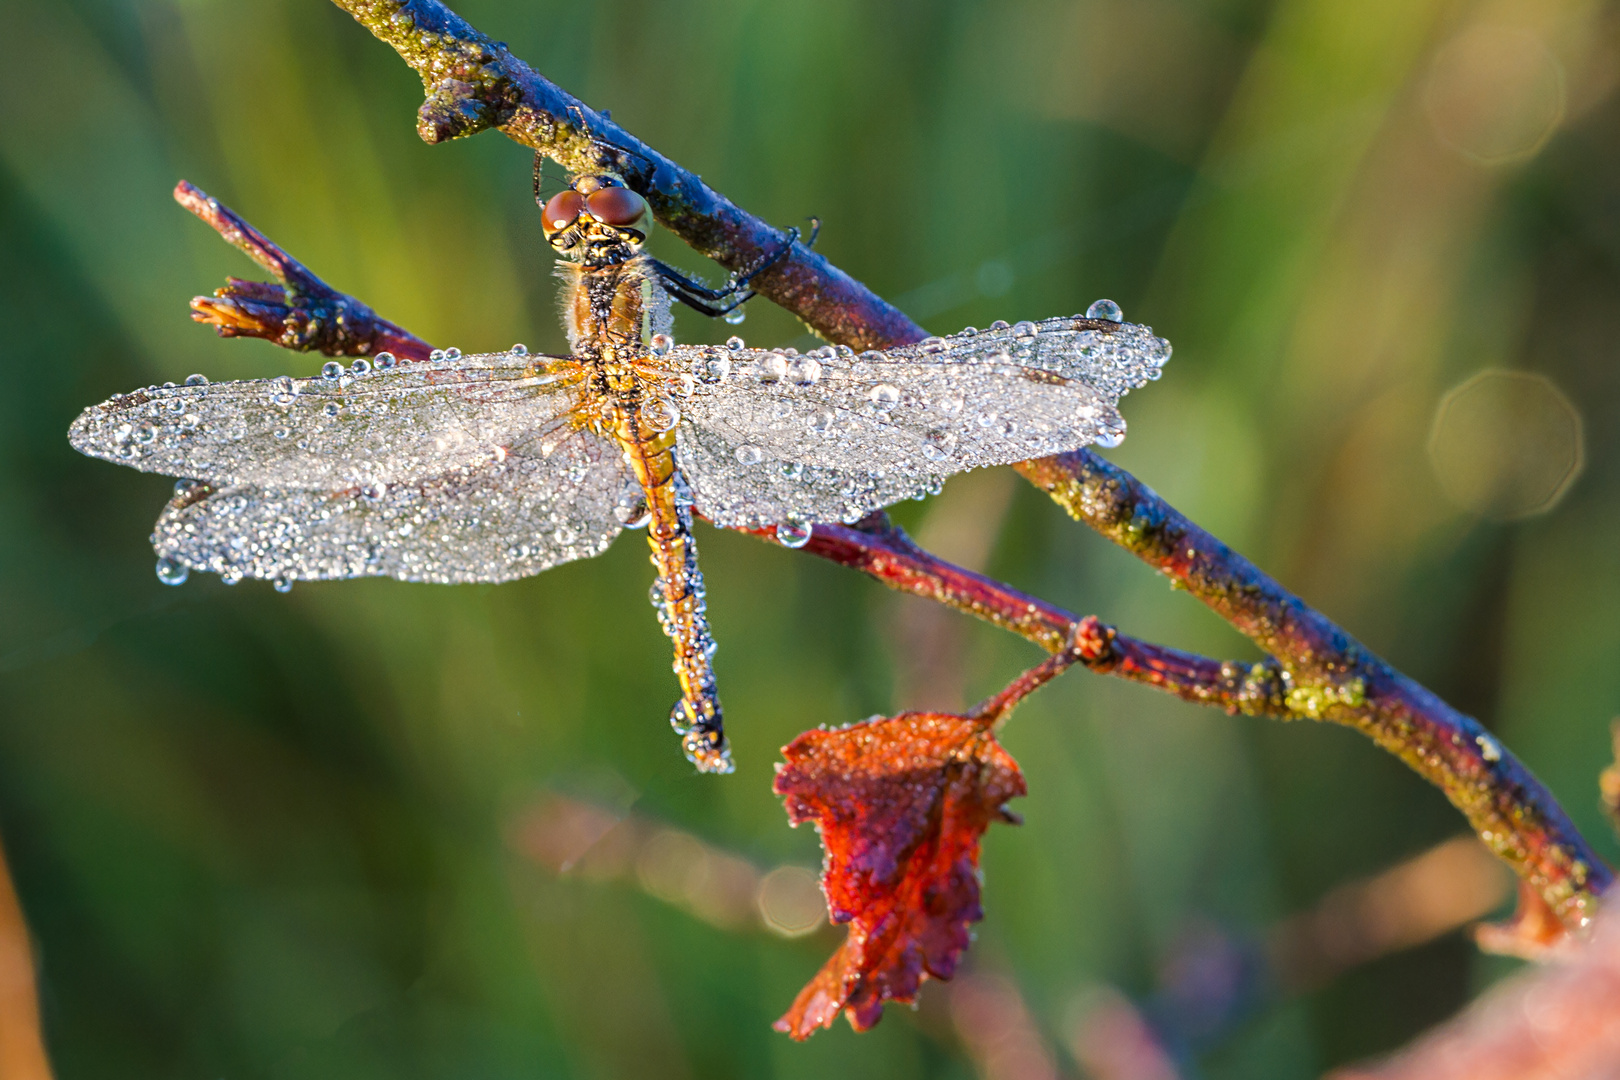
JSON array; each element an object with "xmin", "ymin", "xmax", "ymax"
[{"xmin": 1473, "ymin": 881, "xmax": 1571, "ymax": 961}]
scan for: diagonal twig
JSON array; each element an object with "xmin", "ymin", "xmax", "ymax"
[{"xmin": 199, "ymin": 0, "xmax": 1613, "ymax": 930}]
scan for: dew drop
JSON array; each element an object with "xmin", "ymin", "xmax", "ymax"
[
  {"xmin": 184, "ymin": 373, "xmax": 209, "ymax": 386},
  {"xmin": 220, "ymin": 567, "xmax": 243, "ymax": 586},
  {"xmin": 640, "ymin": 397, "xmax": 680, "ymax": 433},
  {"xmin": 173, "ymin": 478, "xmax": 198, "ymax": 495},
  {"xmin": 351, "ymin": 358, "xmax": 372, "ymax": 376},
  {"xmin": 704, "ymin": 356, "xmax": 732, "ymax": 381},
  {"xmin": 723, "ymin": 306, "xmax": 747, "ymax": 325},
  {"xmin": 650, "ymin": 334, "xmax": 674, "ymax": 356},
  {"xmin": 726, "ymin": 335, "xmax": 746, "ymax": 351},
  {"xmin": 274, "ymin": 427, "xmax": 289, "ymax": 439},
  {"xmin": 615, "ymin": 497, "xmax": 650, "ymax": 527},
  {"xmin": 1086, "ymin": 298, "xmax": 1124, "ymax": 322},
  {"xmin": 989, "ymin": 320, "xmax": 1010, "ymax": 331},
  {"xmin": 1095, "ymin": 424, "xmax": 1126, "ymax": 448},
  {"xmin": 323, "ymin": 402, "xmax": 340, "ymax": 417},
  {"xmin": 376, "ymin": 351, "xmax": 398, "ymax": 368},
  {"xmin": 444, "ymin": 347, "xmax": 462, "ymax": 360},
  {"xmin": 755, "ymin": 353, "xmax": 787, "ymax": 382},
  {"xmin": 920, "ymin": 336, "xmax": 947, "ymax": 353},
  {"xmin": 553, "ymin": 526, "xmax": 578, "ymax": 546},
  {"xmin": 321, "ymin": 361, "xmax": 344, "ymax": 379},
  {"xmin": 808, "ymin": 410, "xmax": 835, "ymax": 434},
  {"xmin": 734, "ymin": 443, "xmax": 764, "ymax": 465},
  {"xmin": 272, "ymin": 576, "xmax": 293, "ymax": 594},
  {"xmin": 361, "ymin": 483, "xmax": 386, "ymax": 501},
  {"xmin": 429, "ymin": 349, "xmax": 446, "ymax": 361},
  {"xmin": 134, "ymin": 420, "xmax": 157, "ymax": 444},
  {"xmin": 789, "ymin": 356, "xmax": 822, "ymax": 386},
  {"xmin": 155, "ymin": 558, "xmax": 189, "ymax": 586},
  {"xmin": 1149, "ymin": 337, "xmax": 1172, "ymax": 367},
  {"xmin": 166, "ymin": 398, "xmax": 186, "ymax": 414},
  {"xmin": 937, "ymin": 392, "xmax": 965, "ymax": 416},
  {"xmin": 923, "ymin": 430, "xmax": 958, "ymax": 461},
  {"xmin": 775, "ymin": 521, "xmax": 813, "ymax": 548},
  {"xmin": 868, "ymin": 383, "xmax": 900, "ymax": 408},
  {"xmin": 510, "ymin": 343, "xmax": 528, "ymax": 356},
  {"xmin": 1012, "ymin": 320, "xmax": 1037, "ymax": 339}
]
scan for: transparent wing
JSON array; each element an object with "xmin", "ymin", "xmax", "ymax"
[
  {"xmin": 154, "ymin": 426, "xmax": 640, "ymax": 585},
  {"xmin": 667, "ymin": 314, "xmax": 1170, "ymax": 528},
  {"xmin": 69, "ymin": 351, "xmax": 588, "ymax": 488}
]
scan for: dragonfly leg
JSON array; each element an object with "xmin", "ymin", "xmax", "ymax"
[{"xmin": 650, "ymin": 218, "xmax": 819, "ymax": 319}]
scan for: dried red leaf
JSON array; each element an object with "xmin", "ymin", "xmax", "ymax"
[{"xmin": 772, "ymin": 711, "xmax": 1025, "ymax": 1038}]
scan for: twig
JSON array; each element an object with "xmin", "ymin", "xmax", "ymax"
[
  {"xmin": 1018, "ymin": 453, "xmax": 1609, "ymax": 927},
  {"xmin": 231, "ymin": 0, "xmax": 1609, "ymax": 929},
  {"xmin": 749, "ymin": 517, "xmax": 1290, "ymax": 718},
  {"xmin": 175, "ymin": 181, "xmax": 432, "ymax": 361},
  {"xmin": 327, "ymin": 0, "xmax": 918, "ymax": 351}
]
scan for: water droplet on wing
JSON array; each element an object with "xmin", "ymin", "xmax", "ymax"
[
  {"xmin": 272, "ymin": 576, "xmax": 293, "ymax": 594},
  {"xmin": 775, "ymin": 521, "xmax": 813, "ymax": 548},
  {"xmin": 650, "ymin": 334, "xmax": 674, "ymax": 356},
  {"xmin": 615, "ymin": 496, "xmax": 650, "ymax": 527},
  {"xmin": 641, "ymin": 397, "xmax": 680, "ymax": 433},
  {"xmin": 184, "ymin": 373, "xmax": 208, "ymax": 386},
  {"xmin": 350, "ymin": 358, "xmax": 372, "ymax": 375},
  {"xmin": 789, "ymin": 356, "xmax": 822, "ymax": 386},
  {"xmin": 868, "ymin": 383, "xmax": 900, "ymax": 408},
  {"xmin": 734, "ymin": 444, "xmax": 764, "ymax": 465},
  {"xmin": 723, "ymin": 306, "xmax": 747, "ymax": 325},
  {"xmin": 1086, "ymin": 298, "xmax": 1124, "ymax": 322},
  {"xmin": 726, "ymin": 335, "xmax": 746, "ymax": 351},
  {"xmin": 376, "ymin": 352, "xmax": 398, "ymax": 369},
  {"xmin": 510, "ymin": 343, "xmax": 528, "ymax": 356},
  {"xmin": 321, "ymin": 361, "xmax": 343, "ymax": 379},
  {"xmin": 755, "ymin": 353, "xmax": 787, "ymax": 382},
  {"xmin": 155, "ymin": 558, "xmax": 189, "ymax": 586}
]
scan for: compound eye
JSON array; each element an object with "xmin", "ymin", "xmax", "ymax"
[
  {"xmin": 585, "ymin": 187, "xmax": 649, "ymax": 229},
  {"xmin": 543, "ymin": 190, "xmax": 585, "ymax": 233}
]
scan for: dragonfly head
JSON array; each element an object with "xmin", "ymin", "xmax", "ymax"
[{"xmin": 542, "ymin": 174, "xmax": 652, "ymax": 260}]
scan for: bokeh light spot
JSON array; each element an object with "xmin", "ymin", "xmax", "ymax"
[
  {"xmin": 1428, "ymin": 370, "xmax": 1583, "ymax": 520},
  {"xmin": 755, "ymin": 866, "xmax": 825, "ymax": 938},
  {"xmin": 1423, "ymin": 26, "xmax": 1565, "ymax": 164}
]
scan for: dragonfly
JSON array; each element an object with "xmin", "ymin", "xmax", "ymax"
[{"xmin": 67, "ymin": 169, "xmax": 1172, "ymax": 774}]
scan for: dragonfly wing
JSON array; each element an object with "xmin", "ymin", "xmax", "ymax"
[
  {"xmin": 670, "ymin": 315, "xmax": 1170, "ymax": 528},
  {"xmin": 673, "ymin": 421, "xmax": 946, "ymax": 530},
  {"xmin": 154, "ymin": 425, "xmax": 639, "ymax": 584},
  {"xmin": 69, "ymin": 351, "xmax": 588, "ymax": 488}
]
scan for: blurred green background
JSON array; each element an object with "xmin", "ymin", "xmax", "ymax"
[{"xmin": 2, "ymin": 0, "xmax": 1618, "ymax": 1076}]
